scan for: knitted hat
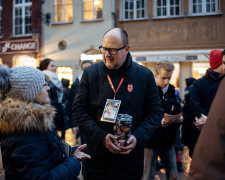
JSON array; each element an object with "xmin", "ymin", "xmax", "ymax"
[
  {"xmin": 0, "ymin": 66, "xmax": 45, "ymax": 102},
  {"xmin": 209, "ymin": 50, "xmax": 223, "ymax": 70}
]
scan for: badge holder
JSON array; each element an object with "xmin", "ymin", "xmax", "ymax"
[{"xmin": 101, "ymin": 99, "xmax": 121, "ymax": 123}]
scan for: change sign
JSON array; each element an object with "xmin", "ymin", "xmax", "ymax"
[{"xmin": 0, "ymin": 40, "xmax": 38, "ymax": 54}]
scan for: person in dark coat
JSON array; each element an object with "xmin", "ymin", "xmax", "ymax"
[
  {"xmin": 143, "ymin": 61, "xmax": 182, "ymax": 180},
  {"xmin": 61, "ymin": 78, "xmax": 71, "ymax": 139},
  {"xmin": 0, "ymin": 65, "xmax": 90, "ymax": 180},
  {"xmin": 181, "ymin": 77, "xmax": 196, "ymax": 156},
  {"xmin": 70, "ymin": 60, "xmax": 92, "ymax": 105},
  {"xmin": 189, "ymin": 49, "xmax": 225, "ymax": 157},
  {"xmin": 72, "ymin": 28, "xmax": 163, "ymax": 180},
  {"xmin": 69, "ymin": 60, "xmax": 92, "ymax": 143},
  {"xmin": 187, "ymin": 76, "xmax": 225, "ymax": 180},
  {"xmin": 39, "ymin": 59, "xmax": 66, "ymax": 134}
]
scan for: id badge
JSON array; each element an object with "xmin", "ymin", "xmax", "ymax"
[{"xmin": 101, "ymin": 99, "xmax": 121, "ymax": 123}]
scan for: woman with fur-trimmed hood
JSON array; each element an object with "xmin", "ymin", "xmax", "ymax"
[{"xmin": 0, "ymin": 65, "xmax": 90, "ymax": 180}]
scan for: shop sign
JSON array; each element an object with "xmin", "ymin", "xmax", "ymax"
[
  {"xmin": 0, "ymin": 40, "xmax": 38, "ymax": 54},
  {"xmin": 80, "ymin": 53, "xmax": 102, "ymax": 62}
]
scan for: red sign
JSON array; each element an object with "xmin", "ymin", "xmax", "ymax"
[{"xmin": 0, "ymin": 40, "xmax": 38, "ymax": 54}]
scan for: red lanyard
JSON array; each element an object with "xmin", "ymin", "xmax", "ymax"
[{"xmin": 107, "ymin": 75, "xmax": 124, "ymax": 99}]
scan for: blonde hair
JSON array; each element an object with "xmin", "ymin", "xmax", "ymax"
[{"xmin": 155, "ymin": 61, "xmax": 174, "ymax": 74}]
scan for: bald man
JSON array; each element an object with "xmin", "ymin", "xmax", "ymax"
[{"xmin": 72, "ymin": 28, "xmax": 163, "ymax": 180}]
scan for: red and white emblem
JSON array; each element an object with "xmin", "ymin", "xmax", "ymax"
[{"xmin": 127, "ymin": 84, "xmax": 133, "ymax": 92}]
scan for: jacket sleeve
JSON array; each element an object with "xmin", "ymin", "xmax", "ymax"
[
  {"xmin": 10, "ymin": 134, "xmax": 81, "ymax": 180},
  {"xmin": 72, "ymin": 71, "xmax": 107, "ymax": 148},
  {"xmin": 66, "ymin": 78, "xmax": 80, "ymax": 128},
  {"xmin": 133, "ymin": 71, "xmax": 163, "ymax": 146},
  {"xmin": 190, "ymin": 80, "xmax": 204, "ymax": 118}
]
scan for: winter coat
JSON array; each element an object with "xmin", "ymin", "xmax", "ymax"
[
  {"xmin": 0, "ymin": 98, "xmax": 81, "ymax": 180},
  {"xmin": 146, "ymin": 84, "xmax": 181, "ymax": 149},
  {"xmin": 188, "ymin": 69, "xmax": 225, "ymax": 156},
  {"xmin": 46, "ymin": 79, "xmax": 67, "ymax": 131},
  {"xmin": 181, "ymin": 78, "xmax": 196, "ymax": 149},
  {"xmin": 190, "ymin": 69, "xmax": 225, "ymax": 118},
  {"xmin": 67, "ymin": 78, "xmax": 80, "ymax": 128},
  {"xmin": 187, "ymin": 77, "xmax": 225, "ymax": 180},
  {"xmin": 72, "ymin": 53, "xmax": 163, "ymax": 179}
]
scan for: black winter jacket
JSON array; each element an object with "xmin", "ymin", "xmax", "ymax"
[
  {"xmin": 72, "ymin": 53, "xmax": 163, "ymax": 179},
  {"xmin": 188, "ymin": 69, "xmax": 225, "ymax": 157},
  {"xmin": 72, "ymin": 53, "xmax": 163, "ymax": 150},
  {"xmin": 146, "ymin": 84, "xmax": 181, "ymax": 149},
  {"xmin": 190, "ymin": 69, "xmax": 225, "ymax": 118},
  {"xmin": 46, "ymin": 79, "xmax": 66, "ymax": 131},
  {"xmin": 0, "ymin": 98, "xmax": 81, "ymax": 180}
]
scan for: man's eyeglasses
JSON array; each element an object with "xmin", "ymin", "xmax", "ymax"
[{"xmin": 99, "ymin": 45, "xmax": 126, "ymax": 55}]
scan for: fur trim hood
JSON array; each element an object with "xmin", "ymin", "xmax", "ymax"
[{"xmin": 0, "ymin": 98, "xmax": 55, "ymax": 136}]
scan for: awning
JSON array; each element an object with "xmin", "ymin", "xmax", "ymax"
[{"xmin": 130, "ymin": 49, "xmax": 213, "ymax": 62}]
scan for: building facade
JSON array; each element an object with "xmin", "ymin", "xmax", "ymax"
[
  {"xmin": 115, "ymin": 0, "xmax": 225, "ymax": 98},
  {"xmin": 41, "ymin": 0, "xmax": 115, "ymax": 82},
  {"xmin": 0, "ymin": 0, "xmax": 42, "ymax": 68}
]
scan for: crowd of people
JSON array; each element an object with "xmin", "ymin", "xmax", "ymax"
[{"xmin": 0, "ymin": 28, "xmax": 225, "ymax": 180}]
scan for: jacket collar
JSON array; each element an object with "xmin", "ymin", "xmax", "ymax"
[
  {"xmin": 102, "ymin": 52, "xmax": 132, "ymax": 77},
  {"xmin": 206, "ymin": 68, "xmax": 225, "ymax": 81},
  {"xmin": 0, "ymin": 98, "xmax": 55, "ymax": 136}
]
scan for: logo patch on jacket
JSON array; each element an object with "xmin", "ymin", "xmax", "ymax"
[{"xmin": 127, "ymin": 84, "xmax": 133, "ymax": 92}]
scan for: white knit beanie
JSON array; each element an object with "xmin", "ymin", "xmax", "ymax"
[{"xmin": 5, "ymin": 66, "xmax": 45, "ymax": 101}]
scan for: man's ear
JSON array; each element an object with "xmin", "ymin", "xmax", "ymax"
[{"xmin": 125, "ymin": 45, "xmax": 130, "ymax": 52}]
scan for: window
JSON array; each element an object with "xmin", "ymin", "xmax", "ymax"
[
  {"xmin": 123, "ymin": 0, "xmax": 146, "ymax": 20},
  {"xmin": 190, "ymin": 0, "xmax": 218, "ymax": 15},
  {"xmin": 54, "ymin": 0, "xmax": 73, "ymax": 23},
  {"xmin": 155, "ymin": 0, "xmax": 182, "ymax": 17},
  {"xmin": 0, "ymin": 0, "xmax": 2, "ymax": 36},
  {"xmin": 82, "ymin": 0, "xmax": 103, "ymax": 21},
  {"xmin": 13, "ymin": 0, "xmax": 32, "ymax": 36}
]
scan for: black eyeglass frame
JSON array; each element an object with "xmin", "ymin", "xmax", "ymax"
[{"xmin": 99, "ymin": 45, "xmax": 127, "ymax": 55}]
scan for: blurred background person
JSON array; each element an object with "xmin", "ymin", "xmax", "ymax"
[
  {"xmin": 144, "ymin": 61, "xmax": 182, "ymax": 180},
  {"xmin": 187, "ymin": 75, "xmax": 225, "ymax": 180},
  {"xmin": 189, "ymin": 49, "xmax": 225, "ymax": 157},
  {"xmin": 69, "ymin": 60, "xmax": 92, "ymax": 144},
  {"xmin": 61, "ymin": 78, "xmax": 71, "ymax": 139},
  {"xmin": 39, "ymin": 58, "xmax": 66, "ymax": 138},
  {"xmin": 181, "ymin": 77, "xmax": 196, "ymax": 157}
]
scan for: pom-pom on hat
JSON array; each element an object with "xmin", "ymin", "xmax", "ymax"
[
  {"xmin": 0, "ymin": 66, "xmax": 45, "ymax": 102},
  {"xmin": 209, "ymin": 50, "xmax": 223, "ymax": 70}
]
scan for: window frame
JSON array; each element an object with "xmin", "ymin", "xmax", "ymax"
[
  {"xmin": 82, "ymin": 0, "xmax": 103, "ymax": 21},
  {"xmin": 189, "ymin": 0, "xmax": 219, "ymax": 16},
  {"xmin": 54, "ymin": 0, "xmax": 73, "ymax": 24},
  {"xmin": 154, "ymin": 0, "xmax": 182, "ymax": 18},
  {"xmin": 13, "ymin": 0, "xmax": 32, "ymax": 37},
  {"xmin": 122, "ymin": 0, "xmax": 147, "ymax": 21}
]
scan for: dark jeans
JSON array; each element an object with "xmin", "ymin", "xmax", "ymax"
[{"xmin": 150, "ymin": 145, "xmax": 178, "ymax": 180}]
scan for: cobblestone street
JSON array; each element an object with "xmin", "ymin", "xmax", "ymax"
[{"xmin": 0, "ymin": 129, "xmax": 191, "ymax": 179}]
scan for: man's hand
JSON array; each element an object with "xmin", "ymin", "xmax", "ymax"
[
  {"xmin": 118, "ymin": 135, "xmax": 137, "ymax": 155},
  {"xmin": 103, "ymin": 134, "xmax": 122, "ymax": 154},
  {"xmin": 193, "ymin": 122, "xmax": 204, "ymax": 131},
  {"xmin": 161, "ymin": 118, "xmax": 173, "ymax": 127},
  {"xmin": 175, "ymin": 115, "xmax": 183, "ymax": 124},
  {"xmin": 194, "ymin": 114, "xmax": 207, "ymax": 130}
]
